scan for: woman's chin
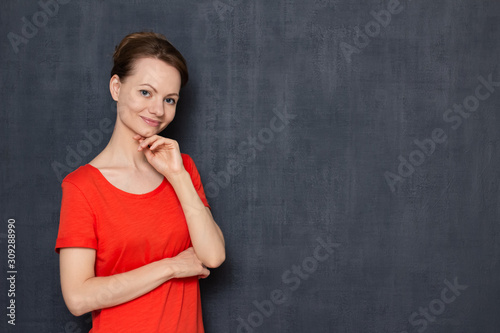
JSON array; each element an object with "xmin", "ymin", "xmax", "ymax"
[
  {"xmin": 138, "ymin": 127, "xmax": 161, "ymax": 138},
  {"xmin": 131, "ymin": 122, "xmax": 168, "ymax": 138}
]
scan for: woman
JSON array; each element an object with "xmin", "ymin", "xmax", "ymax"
[{"xmin": 55, "ymin": 32, "xmax": 225, "ymax": 332}]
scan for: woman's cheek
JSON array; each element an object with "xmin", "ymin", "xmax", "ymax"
[{"xmin": 128, "ymin": 98, "xmax": 144, "ymax": 111}]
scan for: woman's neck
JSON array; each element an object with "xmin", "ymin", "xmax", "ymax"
[{"xmin": 97, "ymin": 121, "xmax": 152, "ymax": 170}]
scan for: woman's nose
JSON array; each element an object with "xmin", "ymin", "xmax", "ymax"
[{"xmin": 149, "ymin": 99, "xmax": 164, "ymax": 116}]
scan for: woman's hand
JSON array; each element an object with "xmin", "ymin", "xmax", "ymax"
[
  {"xmin": 134, "ymin": 134, "xmax": 185, "ymax": 179},
  {"xmin": 167, "ymin": 247, "xmax": 210, "ymax": 279}
]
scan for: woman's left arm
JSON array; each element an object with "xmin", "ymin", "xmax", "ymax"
[
  {"xmin": 136, "ymin": 134, "xmax": 225, "ymax": 268},
  {"xmin": 168, "ymin": 171, "xmax": 226, "ymax": 268}
]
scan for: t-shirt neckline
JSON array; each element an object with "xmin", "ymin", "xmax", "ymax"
[{"xmin": 85, "ymin": 164, "xmax": 168, "ymax": 199}]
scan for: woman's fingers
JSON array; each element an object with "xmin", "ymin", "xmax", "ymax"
[
  {"xmin": 199, "ymin": 270, "xmax": 210, "ymax": 279},
  {"xmin": 133, "ymin": 135, "xmax": 147, "ymax": 150},
  {"xmin": 172, "ymin": 247, "xmax": 212, "ymax": 279},
  {"xmin": 199, "ymin": 266, "xmax": 210, "ymax": 278},
  {"xmin": 136, "ymin": 135, "xmax": 175, "ymax": 151},
  {"xmin": 149, "ymin": 140, "xmax": 162, "ymax": 151},
  {"xmin": 133, "ymin": 134, "xmax": 184, "ymax": 177},
  {"xmin": 133, "ymin": 134, "xmax": 146, "ymax": 144}
]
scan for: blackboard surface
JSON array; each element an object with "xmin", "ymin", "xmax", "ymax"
[{"xmin": 1, "ymin": 0, "xmax": 499, "ymax": 332}]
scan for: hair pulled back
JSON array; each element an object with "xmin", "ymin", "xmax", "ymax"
[{"xmin": 111, "ymin": 31, "xmax": 188, "ymax": 87}]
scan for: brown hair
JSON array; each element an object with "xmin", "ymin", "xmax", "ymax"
[{"xmin": 110, "ymin": 31, "xmax": 188, "ymax": 87}]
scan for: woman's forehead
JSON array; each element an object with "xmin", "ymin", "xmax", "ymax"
[{"xmin": 128, "ymin": 58, "xmax": 181, "ymax": 89}]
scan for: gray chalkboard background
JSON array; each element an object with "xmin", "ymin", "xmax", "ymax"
[{"xmin": 1, "ymin": 0, "xmax": 499, "ymax": 332}]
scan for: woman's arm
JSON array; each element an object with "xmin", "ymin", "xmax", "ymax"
[
  {"xmin": 59, "ymin": 246, "xmax": 209, "ymax": 316},
  {"xmin": 168, "ymin": 171, "xmax": 226, "ymax": 268},
  {"xmin": 135, "ymin": 135, "xmax": 226, "ymax": 269}
]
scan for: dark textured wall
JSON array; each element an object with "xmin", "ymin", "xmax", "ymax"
[{"xmin": 1, "ymin": 0, "xmax": 499, "ymax": 332}]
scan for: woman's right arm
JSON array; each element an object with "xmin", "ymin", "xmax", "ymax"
[{"xmin": 59, "ymin": 247, "xmax": 209, "ymax": 316}]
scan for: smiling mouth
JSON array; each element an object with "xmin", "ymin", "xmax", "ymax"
[{"xmin": 140, "ymin": 116, "xmax": 160, "ymax": 127}]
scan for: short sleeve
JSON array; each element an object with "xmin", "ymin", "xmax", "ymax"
[
  {"xmin": 183, "ymin": 154, "xmax": 211, "ymax": 209},
  {"xmin": 55, "ymin": 181, "xmax": 98, "ymax": 253}
]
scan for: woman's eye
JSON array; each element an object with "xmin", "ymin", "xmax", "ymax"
[
  {"xmin": 165, "ymin": 98, "xmax": 176, "ymax": 105},
  {"xmin": 140, "ymin": 90, "xmax": 150, "ymax": 97}
]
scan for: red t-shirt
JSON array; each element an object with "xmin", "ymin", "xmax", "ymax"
[{"xmin": 55, "ymin": 154, "xmax": 209, "ymax": 333}]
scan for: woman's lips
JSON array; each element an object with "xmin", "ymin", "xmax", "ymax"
[{"xmin": 141, "ymin": 116, "xmax": 160, "ymax": 127}]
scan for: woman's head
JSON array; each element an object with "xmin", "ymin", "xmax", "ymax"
[
  {"xmin": 111, "ymin": 31, "xmax": 188, "ymax": 87},
  {"xmin": 109, "ymin": 32, "xmax": 188, "ymax": 137}
]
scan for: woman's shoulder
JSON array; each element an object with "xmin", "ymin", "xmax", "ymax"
[
  {"xmin": 181, "ymin": 153, "xmax": 200, "ymax": 173},
  {"xmin": 181, "ymin": 153, "xmax": 193, "ymax": 165},
  {"xmin": 61, "ymin": 164, "xmax": 95, "ymax": 186}
]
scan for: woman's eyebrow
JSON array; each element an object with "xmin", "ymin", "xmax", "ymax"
[{"xmin": 139, "ymin": 83, "xmax": 179, "ymax": 97}]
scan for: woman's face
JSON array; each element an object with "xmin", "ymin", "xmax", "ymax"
[{"xmin": 110, "ymin": 57, "xmax": 182, "ymax": 138}]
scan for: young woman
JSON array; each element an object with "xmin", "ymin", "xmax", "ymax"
[{"xmin": 55, "ymin": 32, "xmax": 225, "ymax": 332}]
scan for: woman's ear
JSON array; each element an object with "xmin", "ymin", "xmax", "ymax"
[{"xmin": 109, "ymin": 75, "xmax": 121, "ymax": 102}]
